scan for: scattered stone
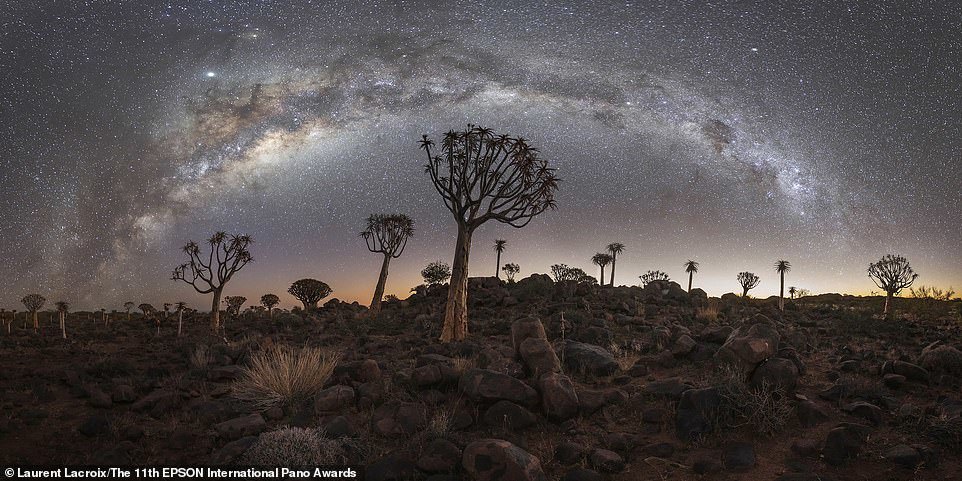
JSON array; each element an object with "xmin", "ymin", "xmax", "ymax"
[
  {"xmin": 675, "ymin": 387, "xmax": 721, "ymax": 441},
  {"xmin": 554, "ymin": 441, "xmax": 586, "ymax": 465},
  {"xmin": 882, "ymin": 360, "xmax": 929, "ymax": 383},
  {"xmin": 920, "ymin": 345, "xmax": 962, "ymax": 376},
  {"xmin": 314, "ymin": 385, "xmax": 355, "ymax": 413},
  {"xmin": 518, "ymin": 338, "xmax": 562, "ymax": 378},
  {"xmin": 462, "ymin": 439, "xmax": 547, "ymax": 481},
  {"xmin": 790, "ymin": 439, "xmax": 820, "ymax": 458},
  {"xmin": 643, "ymin": 378, "xmax": 693, "ymax": 399},
  {"xmin": 418, "ymin": 439, "xmax": 461, "ymax": 473},
  {"xmin": 561, "ymin": 468, "xmax": 604, "ymax": 481},
  {"xmin": 483, "ymin": 401, "xmax": 538, "ymax": 430},
  {"xmin": 823, "ymin": 423, "xmax": 871, "ymax": 466},
  {"xmin": 213, "ymin": 414, "xmax": 266, "ymax": 441},
  {"xmin": 672, "ymin": 335, "xmax": 697, "ymax": 356},
  {"xmin": 692, "ymin": 457, "xmax": 723, "ymax": 475},
  {"xmin": 589, "ymin": 449, "xmax": 625, "ymax": 473},
  {"xmin": 460, "ymin": 369, "xmax": 538, "ymax": 406},
  {"xmin": 511, "ymin": 317, "xmax": 548, "ymax": 354},
  {"xmin": 207, "ymin": 365, "xmax": 244, "ymax": 382},
  {"xmin": 210, "ymin": 436, "xmax": 259, "ymax": 464},
  {"xmin": 884, "ymin": 444, "xmax": 921, "ymax": 468},
  {"xmin": 882, "ymin": 373, "xmax": 906, "ymax": 389},
  {"xmin": 842, "ymin": 401, "xmax": 883, "ymax": 426},
  {"xmin": 334, "ymin": 359, "xmax": 381, "ymax": 384},
  {"xmin": 714, "ymin": 322, "xmax": 780, "ymax": 372},
  {"xmin": 538, "ymin": 372, "xmax": 579, "ymax": 420},
  {"xmin": 563, "ymin": 341, "xmax": 618, "ymax": 377},
  {"xmin": 797, "ymin": 400, "xmax": 829, "ymax": 427},
  {"xmin": 750, "ymin": 357, "xmax": 799, "ymax": 392}
]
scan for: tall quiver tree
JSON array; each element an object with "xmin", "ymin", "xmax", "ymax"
[
  {"xmin": 21, "ymin": 294, "xmax": 45, "ymax": 333},
  {"xmin": 260, "ymin": 294, "xmax": 280, "ymax": 320},
  {"xmin": 592, "ymin": 253, "xmax": 612, "ymax": 286},
  {"xmin": 361, "ymin": 214, "xmax": 414, "ymax": 318},
  {"xmin": 606, "ymin": 243, "xmax": 624, "ymax": 287},
  {"xmin": 868, "ymin": 254, "xmax": 918, "ymax": 318},
  {"xmin": 493, "ymin": 239, "xmax": 507, "ymax": 278},
  {"xmin": 422, "ymin": 126, "xmax": 559, "ymax": 342},
  {"xmin": 684, "ymin": 260, "xmax": 699, "ymax": 292},
  {"xmin": 174, "ymin": 301, "xmax": 187, "ymax": 336},
  {"xmin": 55, "ymin": 301, "xmax": 69, "ymax": 339},
  {"xmin": 775, "ymin": 260, "xmax": 792, "ymax": 311},
  {"xmin": 737, "ymin": 272, "xmax": 761, "ymax": 297},
  {"xmin": 171, "ymin": 232, "xmax": 253, "ymax": 333},
  {"xmin": 123, "ymin": 301, "xmax": 134, "ymax": 321}
]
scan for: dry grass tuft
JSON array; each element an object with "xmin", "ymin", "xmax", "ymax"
[
  {"xmin": 233, "ymin": 345, "xmax": 340, "ymax": 411},
  {"xmin": 189, "ymin": 345, "xmax": 213, "ymax": 370},
  {"xmin": 451, "ymin": 356, "xmax": 476, "ymax": 375},
  {"xmin": 609, "ymin": 342, "xmax": 641, "ymax": 372},
  {"xmin": 696, "ymin": 304, "xmax": 720, "ymax": 322},
  {"xmin": 241, "ymin": 426, "xmax": 352, "ymax": 465},
  {"xmin": 426, "ymin": 409, "xmax": 452, "ymax": 439}
]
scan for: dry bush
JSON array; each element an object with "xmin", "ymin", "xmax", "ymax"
[
  {"xmin": 189, "ymin": 345, "xmax": 213, "ymax": 370},
  {"xmin": 233, "ymin": 345, "xmax": 340, "ymax": 411},
  {"xmin": 426, "ymin": 409, "xmax": 452, "ymax": 439},
  {"xmin": 451, "ymin": 356, "xmax": 476, "ymax": 375},
  {"xmin": 609, "ymin": 342, "xmax": 641, "ymax": 372},
  {"xmin": 920, "ymin": 344, "xmax": 962, "ymax": 376},
  {"xmin": 712, "ymin": 367, "xmax": 793, "ymax": 436},
  {"xmin": 696, "ymin": 304, "xmax": 720, "ymax": 323},
  {"xmin": 241, "ymin": 427, "xmax": 351, "ymax": 465}
]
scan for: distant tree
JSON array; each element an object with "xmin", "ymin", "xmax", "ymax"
[
  {"xmin": 551, "ymin": 264, "xmax": 593, "ymax": 283},
  {"xmin": 502, "ymin": 263, "xmax": 520, "ymax": 282},
  {"xmin": 606, "ymin": 243, "xmax": 625, "ymax": 287},
  {"xmin": 360, "ymin": 213, "xmax": 415, "ymax": 318},
  {"xmin": 683, "ymin": 260, "xmax": 699, "ymax": 292},
  {"xmin": 260, "ymin": 294, "xmax": 280, "ymax": 320},
  {"xmin": 737, "ymin": 272, "xmax": 761, "ymax": 297},
  {"xmin": 796, "ymin": 288, "xmax": 811, "ymax": 298},
  {"xmin": 421, "ymin": 261, "xmax": 452, "ymax": 286},
  {"xmin": 99, "ymin": 308, "xmax": 107, "ymax": 325},
  {"xmin": 494, "ymin": 239, "xmax": 507, "ymax": 278},
  {"xmin": 640, "ymin": 270, "xmax": 671, "ymax": 287},
  {"xmin": 868, "ymin": 254, "xmax": 918, "ymax": 318},
  {"xmin": 223, "ymin": 296, "xmax": 246, "ymax": 326},
  {"xmin": 21, "ymin": 294, "xmax": 45, "ymax": 332},
  {"xmin": 163, "ymin": 303, "xmax": 171, "ymax": 321},
  {"xmin": 174, "ymin": 301, "xmax": 187, "ymax": 336},
  {"xmin": 171, "ymin": 232, "xmax": 253, "ymax": 332},
  {"xmin": 775, "ymin": 260, "xmax": 792, "ymax": 311},
  {"xmin": 788, "ymin": 286, "xmax": 797, "ymax": 300},
  {"xmin": 55, "ymin": 301, "xmax": 69, "ymax": 339},
  {"xmin": 123, "ymin": 301, "xmax": 135, "ymax": 321},
  {"xmin": 287, "ymin": 279, "xmax": 332, "ymax": 310},
  {"xmin": 592, "ymin": 253, "xmax": 613, "ymax": 286},
  {"xmin": 422, "ymin": 126, "xmax": 559, "ymax": 343},
  {"xmin": 0, "ymin": 309, "xmax": 8, "ymax": 335},
  {"xmin": 139, "ymin": 303, "xmax": 155, "ymax": 319}
]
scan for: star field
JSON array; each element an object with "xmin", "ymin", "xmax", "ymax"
[{"xmin": 2, "ymin": 0, "xmax": 960, "ymax": 309}]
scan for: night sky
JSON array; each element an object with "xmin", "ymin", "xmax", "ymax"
[{"xmin": 3, "ymin": 1, "xmax": 960, "ymax": 310}]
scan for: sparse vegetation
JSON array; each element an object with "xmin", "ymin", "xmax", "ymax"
[
  {"xmin": 233, "ymin": 345, "xmax": 340, "ymax": 411},
  {"xmin": 640, "ymin": 270, "xmax": 670, "ymax": 286},
  {"xmin": 241, "ymin": 427, "xmax": 352, "ymax": 465}
]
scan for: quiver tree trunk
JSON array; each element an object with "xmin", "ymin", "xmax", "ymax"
[
  {"xmin": 884, "ymin": 293, "xmax": 893, "ymax": 318},
  {"xmin": 441, "ymin": 226, "xmax": 472, "ymax": 343},
  {"xmin": 211, "ymin": 288, "xmax": 223, "ymax": 333},
  {"xmin": 369, "ymin": 254, "xmax": 392, "ymax": 318}
]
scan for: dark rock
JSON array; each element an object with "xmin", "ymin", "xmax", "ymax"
[
  {"xmin": 692, "ymin": 457, "xmax": 723, "ymax": 474},
  {"xmin": 723, "ymin": 442, "xmax": 755, "ymax": 471},
  {"xmin": 321, "ymin": 415, "xmax": 354, "ymax": 438},
  {"xmin": 790, "ymin": 439, "xmax": 820, "ymax": 458},
  {"xmin": 699, "ymin": 325, "xmax": 734, "ymax": 344},
  {"xmin": 638, "ymin": 442, "xmax": 675, "ymax": 458},
  {"xmin": 580, "ymin": 326, "xmax": 613, "ymax": 346},
  {"xmin": 642, "ymin": 407, "xmax": 670, "ymax": 424},
  {"xmin": 366, "ymin": 453, "xmax": 418, "ymax": 481},
  {"xmin": 518, "ymin": 338, "xmax": 562, "ymax": 378},
  {"xmin": 264, "ymin": 406, "xmax": 284, "ymax": 421},
  {"xmin": 210, "ymin": 436, "xmax": 259, "ymax": 464},
  {"xmin": 823, "ymin": 423, "xmax": 871, "ymax": 466},
  {"xmin": 538, "ymin": 372, "xmax": 579, "ymax": 420},
  {"xmin": 839, "ymin": 360, "xmax": 860, "ymax": 372},
  {"xmin": 750, "ymin": 357, "xmax": 799, "ymax": 392},
  {"xmin": 589, "ymin": 449, "xmax": 625, "ymax": 473},
  {"xmin": 483, "ymin": 401, "xmax": 538, "ymax": 430},
  {"xmin": 672, "ymin": 335, "xmax": 697, "ymax": 356},
  {"xmin": 110, "ymin": 384, "xmax": 137, "ymax": 404},
  {"xmin": 418, "ymin": 438, "xmax": 461, "ymax": 473},
  {"xmin": 885, "ymin": 444, "xmax": 921, "ymax": 468},
  {"xmin": 563, "ymin": 341, "xmax": 617, "ymax": 377},
  {"xmin": 131, "ymin": 390, "xmax": 183, "ymax": 418},
  {"xmin": 554, "ymin": 441, "xmax": 586, "ymax": 465},
  {"xmin": 642, "ymin": 378, "xmax": 693, "ymax": 399},
  {"xmin": 714, "ymin": 322, "xmax": 780, "ymax": 372},
  {"xmin": 87, "ymin": 387, "xmax": 113, "ymax": 408},
  {"xmin": 460, "ymin": 369, "xmax": 538, "ymax": 406},
  {"xmin": 207, "ymin": 365, "xmax": 245, "ymax": 382},
  {"xmin": 314, "ymin": 385, "xmax": 355, "ymax": 413},
  {"xmin": 334, "ymin": 359, "xmax": 381, "ymax": 384},
  {"xmin": 190, "ymin": 400, "xmax": 235, "ymax": 425},
  {"xmin": 675, "ymin": 387, "xmax": 721, "ymax": 441},
  {"xmin": 119, "ymin": 424, "xmax": 144, "ymax": 441},
  {"xmin": 462, "ymin": 439, "xmax": 547, "ymax": 481},
  {"xmin": 797, "ymin": 400, "xmax": 829, "ymax": 427},
  {"xmin": 511, "ymin": 317, "xmax": 548, "ymax": 354},
  {"xmin": 882, "ymin": 373, "xmax": 906, "ymax": 389},
  {"xmin": 213, "ymin": 414, "xmax": 265, "ymax": 441},
  {"xmin": 78, "ymin": 414, "xmax": 110, "ymax": 437},
  {"xmin": 413, "ymin": 365, "xmax": 444, "ymax": 387},
  {"xmin": 842, "ymin": 401, "xmax": 883, "ymax": 426},
  {"xmin": 882, "ymin": 360, "xmax": 929, "ymax": 383},
  {"xmin": 373, "ymin": 401, "xmax": 426, "ymax": 436},
  {"xmin": 578, "ymin": 389, "xmax": 606, "ymax": 415}
]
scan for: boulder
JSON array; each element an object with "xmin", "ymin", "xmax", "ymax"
[
  {"xmin": 750, "ymin": 357, "xmax": 799, "ymax": 392},
  {"xmin": 333, "ymin": 359, "xmax": 381, "ymax": 384},
  {"xmin": 675, "ymin": 387, "xmax": 721, "ymax": 441},
  {"xmin": 563, "ymin": 341, "xmax": 617, "ymax": 377},
  {"xmin": 314, "ymin": 385, "xmax": 355, "ymax": 413},
  {"xmin": 518, "ymin": 338, "xmax": 561, "ymax": 378},
  {"xmin": 842, "ymin": 401, "xmax": 883, "ymax": 426},
  {"xmin": 797, "ymin": 400, "xmax": 829, "ymax": 427},
  {"xmin": 214, "ymin": 414, "xmax": 266, "ymax": 441},
  {"xmin": 462, "ymin": 439, "xmax": 547, "ymax": 481},
  {"xmin": 554, "ymin": 441, "xmax": 586, "ymax": 465},
  {"xmin": 823, "ymin": 423, "xmax": 871, "ymax": 466},
  {"xmin": 511, "ymin": 317, "xmax": 548, "ymax": 355},
  {"xmin": 460, "ymin": 369, "xmax": 538, "ymax": 406},
  {"xmin": 372, "ymin": 401, "xmax": 426, "ymax": 436},
  {"xmin": 418, "ymin": 438, "xmax": 462, "ymax": 473},
  {"xmin": 588, "ymin": 449, "xmax": 625, "ymax": 473},
  {"xmin": 714, "ymin": 322, "xmax": 780, "ymax": 372},
  {"xmin": 538, "ymin": 373, "xmax": 579, "ymax": 421},
  {"xmin": 920, "ymin": 344, "xmax": 962, "ymax": 376},
  {"xmin": 210, "ymin": 436, "xmax": 258, "ymax": 464},
  {"xmin": 672, "ymin": 335, "xmax": 697, "ymax": 357},
  {"xmin": 483, "ymin": 401, "xmax": 538, "ymax": 430},
  {"xmin": 884, "ymin": 444, "xmax": 921, "ymax": 468},
  {"xmin": 881, "ymin": 360, "xmax": 929, "ymax": 383}
]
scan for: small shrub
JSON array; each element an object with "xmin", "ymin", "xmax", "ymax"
[
  {"xmin": 695, "ymin": 304, "xmax": 720, "ymax": 323},
  {"xmin": 233, "ymin": 345, "xmax": 340, "ymax": 411},
  {"xmin": 241, "ymin": 427, "xmax": 350, "ymax": 465},
  {"xmin": 712, "ymin": 367, "xmax": 793, "ymax": 436},
  {"xmin": 920, "ymin": 344, "xmax": 962, "ymax": 376},
  {"xmin": 426, "ymin": 409, "xmax": 452, "ymax": 439},
  {"xmin": 189, "ymin": 345, "xmax": 213, "ymax": 370}
]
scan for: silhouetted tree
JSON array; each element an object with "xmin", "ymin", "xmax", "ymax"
[
  {"xmin": 171, "ymin": 232, "xmax": 253, "ymax": 332},
  {"xmin": 175, "ymin": 301, "xmax": 187, "ymax": 336},
  {"xmin": 360, "ymin": 213, "xmax": 414, "ymax": 318},
  {"xmin": 260, "ymin": 294, "xmax": 280, "ymax": 320},
  {"xmin": 684, "ymin": 260, "xmax": 699, "ymax": 292},
  {"xmin": 288, "ymin": 279, "xmax": 332, "ymax": 310},
  {"xmin": 502, "ymin": 263, "xmax": 520, "ymax": 282},
  {"xmin": 163, "ymin": 303, "xmax": 171, "ymax": 321},
  {"xmin": 775, "ymin": 260, "xmax": 791, "ymax": 311},
  {"xmin": 606, "ymin": 243, "xmax": 625, "ymax": 287},
  {"xmin": 640, "ymin": 270, "xmax": 670, "ymax": 287},
  {"xmin": 422, "ymin": 126, "xmax": 559, "ymax": 342},
  {"xmin": 421, "ymin": 261, "xmax": 451, "ymax": 286},
  {"xmin": 868, "ymin": 254, "xmax": 918, "ymax": 318},
  {"xmin": 788, "ymin": 286, "xmax": 797, "ymax": 300},
  {"xmin": 223, "ymin": 296, "xmax": 246, "ymax": 327},
  {"xmin": 55, "ymin": 301, "xmax": 69, "ymax": 339},
  {"xmin": 551, "ymin": 264, "xmax": 593, "ymax": 283},
  {"xmin": 21, "ymin": 294, "xmax": 45, "ymax": 332},
  {"xmin": 139, "ymin": 303, "xmax": 155, "ymax": 321},
  {"xmin": 737, "ymin": 272, "xmax": 761, "ymax": 297},
  {"xmin": 494, "ymin": 239, "xmax": 507, "ymax": 278},
  {"xmin": 592, "ymin": 253, "xmax": 613, "ymax": 286},
  {"xmin": 123, "ymin": 301, "xmax": 134, "ymax": 321}
]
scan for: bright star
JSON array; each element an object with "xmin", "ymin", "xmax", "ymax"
[{"xmin": 206, "ymin": 71, "xmax": 216, "ymax": 78}]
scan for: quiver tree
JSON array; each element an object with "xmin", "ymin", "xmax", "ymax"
[
  {"xmin": 422, "ymin": 261, "xmax": 451, "ymax": 286},
  {"xmin": 684, "ymin": 260, "xmax": 699, "ymax": 292},
  {"xmin": 174, "ymin": 301, "xmax": 187, "ymax": 336},
  {"xmin": 223, "ymin": 296, "xmax": 246, "ymax": 326},
  {"xmin": 606, "ymin": 243, "xmax": 625, "ymax": 287},
  {"xmin": 422, "ymin": 126, "xmax": 559, "ymax": 342},
  {"xmin": 775, "ymin": 260, "xmax": 792, "ymax": 311},
  {"xmin": 494, "ymin": 239, "xmax": 507, "ymax": 278},
  {"xmin": 592, "ymin": 253, "xmax": 613, "ymax": 286},
  {"xmin": 55, "ymin": 301, "xmax": 69, "ymax": 339},
  {"xmin": 138, "ymin": 304, "xmax": 156, "ymax": 328},
  {"xmin": 788, "ymin": 286, "xmax": 797, "ymax": 300},
  {"xmin": 260, "ymin": 294, "xmax": 280, "ymax": 320},
  {"xmin": 502, "ymin": 263, "xmax": 520, "ymax": 282},
  {"xmin": 550, "ymin": 264, "xmax": 592, "ymax": 283},
  {"xmin": 640, "ymin": 270, "xmax": 671, "ymax": 287},
  {"xmin": 21, "ymin": 294, "xmax": 45, "ymax": 332},
  {"xmin": 737, "ymin": 272, "xmax": 761, "ymax": 297},
  {"xmin": 288, "ymin": 279, "xmax": 332, "ymax": 311},
  {"xmin": 123, "ymin": 301, "xmax": 134, "ymax": 321},
  {"xmin": 171, "ymin": 232, "xmax": 253, "ymax": 332},
  {"xmin": 360, "ymin": 213, "xmax": 415, "ymax": 318},
  {"xmin": 868, "ymin": 254, "xmax": 918, "ymax": 318}
]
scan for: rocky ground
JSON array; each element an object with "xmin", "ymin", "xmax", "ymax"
[{"xmin": 2, "ymin": 275, "xmax": 962, "ymax": 481}]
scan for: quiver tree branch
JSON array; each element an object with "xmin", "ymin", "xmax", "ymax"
[{"xmin": 171, "ymin": 232, "xmax": 253, "ymax": 332}]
